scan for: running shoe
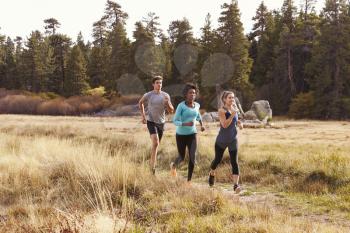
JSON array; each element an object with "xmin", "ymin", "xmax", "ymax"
[
  {"xmin": 170, "ymin": 162, "xmax": 177, "ymax": 177},
  {"xmin": 209, "ymin": 173, "xmax": 215, "ymax": 187},
  {"xmin": 233, "ymin": 184, "xmax": 241, "ymax": 194}
]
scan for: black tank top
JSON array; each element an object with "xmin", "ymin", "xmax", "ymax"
[{"xmin": 215, "ymin": 107, "xmax": 238, "ymax": 150}]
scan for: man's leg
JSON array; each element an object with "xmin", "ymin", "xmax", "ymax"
[
  {"xmin": 150, "ymin": 133, "xmax": 160, "ymax": 173},
  {"xmin": 147, "ymin": 121, "xmax": 161, "ymax": 174}
]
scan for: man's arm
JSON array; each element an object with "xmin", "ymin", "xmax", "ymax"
[
  {"xmin": 138, "ymin": 95, "xmax": 147, "ymax": 124},
  {"xmin": 164, "ymin": 95, "xmax": 174, "ymax": 114}
]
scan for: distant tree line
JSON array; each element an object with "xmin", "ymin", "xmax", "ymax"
[{"xmin": 0, "ymin": 0, "xmax": 349, "ymax": 119}]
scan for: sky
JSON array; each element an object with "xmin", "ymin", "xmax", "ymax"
[{"xmin": 0, "ymin": 0, "xmax": 325, "ymax": 42}]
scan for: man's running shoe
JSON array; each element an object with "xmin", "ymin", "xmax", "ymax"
[
  {"xmin": 233, "ymin": 184, "xmax": 241, "ymax": 194},
  {"xmin": 170, "ymin": 162, "xmax": 177, "ymax": 177}
]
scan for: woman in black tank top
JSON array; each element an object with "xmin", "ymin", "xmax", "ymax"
[{"xmin": 208, "ymin": 91, "xmax": 243, "ymax": 193}]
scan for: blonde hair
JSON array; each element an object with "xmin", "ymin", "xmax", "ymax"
[{"xmin": 221, "ymin": 91, "xmax": 235, "ymax": 105}]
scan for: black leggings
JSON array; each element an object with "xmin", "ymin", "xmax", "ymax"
[
  {"xmin": 173, "ymin": 134, "xmax": 197, "ymax": 181},
  {"xmin": 210, "ymin": 143, "xmax": 239, "ymax": 175}
]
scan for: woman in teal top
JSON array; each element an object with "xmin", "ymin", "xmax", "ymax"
[{"xmin": 170, "ymin": 83, "xmax": 205, "ymax": 183}]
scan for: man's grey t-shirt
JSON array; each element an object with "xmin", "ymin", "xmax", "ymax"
[{"xmin": 143, "ymin": 91, "xmax": 170, "ymax": 124}]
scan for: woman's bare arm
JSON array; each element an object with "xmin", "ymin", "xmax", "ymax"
[{"xmin": 218, "ymin": 108, "xmax": 235, "ymax": 129}]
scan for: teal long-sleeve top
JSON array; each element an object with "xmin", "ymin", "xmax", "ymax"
[{"xmin": 173, "ymin": 101, "xmax": 202, "ymax": 135}]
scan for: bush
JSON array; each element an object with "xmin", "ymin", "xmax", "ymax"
[
  {"xmin": 36, "ymin": 92, "xmax": 60, "ymax": 100},
  {"xmin": 0, "ymin": 95, "xmax": 43, "ymax": 114},
  {"xmin": 84, "ymin": 86, "xmax": 106, "ymax": 97},
  {"xmin": 36, "ymin": 99, "xmax": 77, "ymax": 115},
  {"xmin": 0, "ymin": 88, "xmax": 107, "ymax": 116},
  {"xmin": 108, "ymin": 95, "xmax": 141, "ymax": 109},
  {"xmin": 288, "ymin": 92, "xmax": 315, "ymax": 119},
  {"xmin": 66, "ymin": 96, "xmax": 106, "ymax": 114},
  {"xmin": 0, "ymin": 88, "xmax": 27, "ymax": 98}
]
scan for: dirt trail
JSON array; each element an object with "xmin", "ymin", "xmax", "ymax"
[{"xmin": 166, "ymin": 175, "xmax": 350, "ymax": 230}]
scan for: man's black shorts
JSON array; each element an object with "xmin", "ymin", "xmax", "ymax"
[{"xmin": 147, "ymin": 121, "xmax": 164, "ymax": 141}]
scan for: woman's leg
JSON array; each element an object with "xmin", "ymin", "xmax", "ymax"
[
  {"xmin": 186, "ymin": 134, "xmax": 197, "ymax": 181},
  {"xmin": 229, "ymin": 149, "xmax": 240, "ymax": 185},
  {"xmin": 229, "ymin": 139, "xmax": 240, "ymax": 193},
  {"xmin": 210, "ymin": 143, "xmax": 226, "ymax": 175},
  {"xmin": 171, "ymin": 135, "xmax": 187, "ymax": 176}
]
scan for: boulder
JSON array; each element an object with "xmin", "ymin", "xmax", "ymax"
[
  {"xmin": 201, "ymin": 112, "xmax": 219, "ymax": 122},
  {"xmin": 242, "ymin": 119, "xmax": 265, "ymax": 128},
  {"xmin": 201, "ymin": 100, "xmax": 273, "ymax": 127},
  {"xmin": 243, "ymin": 110, "xmax": 258, "ymax": 120},
  {"xmin": 250, "ymin": 100, "xmax": 272, "ymax": 121},
  {"xmin": 202, "ymin": 113, "xmax": 214, "ymax": 122}
]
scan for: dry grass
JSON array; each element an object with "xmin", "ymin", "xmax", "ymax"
[{"xmin": 0, "ymin": 115, "xmax": 349, "ymax": 232}]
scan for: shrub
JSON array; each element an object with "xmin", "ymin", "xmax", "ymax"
[
  {"xmin": 0, "ymin": 88, "xmax": 107, "ymax": 116},
  {"xmin": 84, "ymin": 86, "xmax": 106, "ymax": 97},
  {"xmin": 288, "ymin": 92, "xmax": 315, "ymax": 119},
  {"xmin": 0, "ymin": 95, "xmax": 43, "ymax": 114},
  {"xmin": 37, "ymin": 98, "xmax": 77, "ymax": 115}
]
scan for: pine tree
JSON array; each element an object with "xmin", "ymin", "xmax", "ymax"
[
  {"xmin": 0, "ymin": 30, "xmax": 5, "ymax": 86},
  {"xmin": 130, "ymin": 21, "xmax": 157, "ymax": 82},
  {"xmin": 92, "ymin": 19, "xmax": 108, "ymax": 46},
  {"xmin": 0, "ymin": 37, "xmax": 16, "ymax": 89},
  {"xmin": 22, "ymin": 31, "xmax": 54, "ymax": 92},
  {"xmin": 65, "ymin": 45, "xmax": 90, "ymax": 96},
  {"xmin": 268, "ymin": 0, "xmax": 298, "ymax": 114},
  {"xmin": 44, "ymin": 18, "xmax": 61, "ymax": 35},
  {"xmin": 131, "ymin": 12, "xmax": 165, "ymax": 85},
  {"xmin": 292, "ymin": 0, "xmax": 320, "ymax": 93},
  {"xmin": 13, "ymin": 36, "xmax": 24, "ymax": 89},
  {"xmin": 160, "ymin": 34, "xmax": 172, "ymax": 81},
  {"xmin": 89, "ymin": 19, "xmax": 110, "ymax": 88},
  {"xmin": 142, "ymin": 12, "xmax": 162, "ymax": 40},
  {"xmin": 76, "ymin": 32, "xmax": 90, "ymax": 63},
  {"xmin": 103, "ymin": 0, "xmax": 128, "ymax": 30},
  {"xmin": 249, "ymin": 2, "xmax": 276, "ymax": 87},
  {"xmin": 47, "ymin": 34, "xmax": 71, "ymax": 94},
  {"xmin": 306, "ymin": 0, "xmax": 350, "ymax": 119},
  {"xmin": 200, "ymin": 14, "xmax": 216, "ymax": 57},
  {"xmin": 249, "ymin": 1, "xmax": 270, "ymax": 40},
  {"xmin": 216, "ymin": 0, "xmax": 252, "ymax": 104},
  {"xmin": 107, "ymin": 23, "xmax": 130, "ymax": 92},
  {"xmin": 198, "ymin": 13, "xmax": 218, "ymax": 109},
  {"xmin": 102, "ymin": 0, "xmax": 130, "ymax": 93},
  {"xmin": 168, "ymin": 18, "xmax": 198, "ymax": 83},
  {"xmin": 168, "ymin": 18, "xmax": 195, "ymax": 47}
]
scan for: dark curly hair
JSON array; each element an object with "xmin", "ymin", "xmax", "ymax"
[{"xmin": 182, "ymin": 83, "xmax": 199, "ymax": 98}]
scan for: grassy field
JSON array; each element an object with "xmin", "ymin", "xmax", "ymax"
[{"xmin": 0, "ymin": 115, "xmax": 349, "ymax": 232}]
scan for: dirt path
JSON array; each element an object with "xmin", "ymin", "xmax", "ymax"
[{"xmin": 168, "ymin": 176, "xmax": 350, "ymax": 230}]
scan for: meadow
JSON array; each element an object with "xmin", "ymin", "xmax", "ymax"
[{"xmin": 0, "ymin": 115, "xmax": 349, "ymax": 233}]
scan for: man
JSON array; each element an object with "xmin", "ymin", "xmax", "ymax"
[{"xmin": 139, "ymin": 76, "xmax": 174, "ymax": 174}]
